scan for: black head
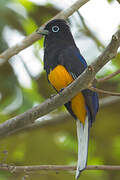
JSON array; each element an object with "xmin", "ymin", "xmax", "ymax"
[
  {"xmin": 44, "ymin": 19, "xmax": 69, "ymax": 34},
  {"xmin": 43, "ymin": 19, "xmax": 76, "ymax": 48}
]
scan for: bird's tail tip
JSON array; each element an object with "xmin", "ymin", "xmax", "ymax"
[
  {"xmin": 75, "ymin": 117, "xmax": 89, "ymax": 178},
  {"xmin": 75, "ymin": 166, "xmax": 87, "ymax": 179},
  {"xmin": 75, "ymin": 169, "xmax": 81, "ymax": 179}
]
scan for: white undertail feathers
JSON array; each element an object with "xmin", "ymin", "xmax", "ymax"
[{"xmin": 76, "ymin": 116, "xmax": 89, "ymax": 179}]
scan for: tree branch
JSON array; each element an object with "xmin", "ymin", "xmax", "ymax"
[
  {"xmin": 0, "ymin": 96, "xmax": 117, "ymax": 136},
  {"xmin": 89, "ymin": 87, "xmax": 120, "ymax": 96},
  {"xmin": 0, "ymin": 164, "xmax": 120, "ymax": 173},
  {"xmin": 0, "ymin": 0, "xmax": 90, "ymax": 65},
  {"xmin": 11, "ymin": 95, "xmax": 120, "ymax": 132},
  {"xmin": 97, "ymin": 69, "xmax": 120, "ymax": 83},
  {"xmin": 0, "ymin": 29, "xmax": 120, "ymax": 138},
  {"xmin": 99, "ymin": 96, "xmax": 120, "ymax": 107}
]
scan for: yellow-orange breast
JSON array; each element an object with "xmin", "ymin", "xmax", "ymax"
[{"xmin": 48, "ymin": 65, "xmax": 86, "ymax": 124}]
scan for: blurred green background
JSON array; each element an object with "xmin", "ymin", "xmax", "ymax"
[{"xmin": 0, "ymin": 0, "xmax": 120, "ymax": 179}]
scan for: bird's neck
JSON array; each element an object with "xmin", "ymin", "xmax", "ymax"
[{"xmin": 44, "ymin": 36, "xmax": 76, "ymax": 52}]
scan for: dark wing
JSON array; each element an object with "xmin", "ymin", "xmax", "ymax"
[
  {"xmin": 58, "ymin": 46, "xmax": 99, "ymax": 124},
  {"xmin": 59, "ymin": 46, "xmax": 87, "ymax": 78},
  {"xmin": 82, "ymin": 89, "xmax": 99, "ymax": 124}
]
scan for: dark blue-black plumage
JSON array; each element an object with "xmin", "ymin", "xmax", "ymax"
[
  {"xmin": 42, "ymin": 19, "xmax": 99, "ymax": 178},
  {"xmin": 43, "ymin": 19, "xmax": 99, "ymax": 125}
]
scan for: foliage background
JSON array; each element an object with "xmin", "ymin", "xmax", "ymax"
[{"xmin": 0, "ymin": 0, "xmax": 120, "ymax": 179}]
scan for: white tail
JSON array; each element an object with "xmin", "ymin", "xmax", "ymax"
[{"xmin": 76, "ymin": 116, "xmax": 89, "ymax": 179}]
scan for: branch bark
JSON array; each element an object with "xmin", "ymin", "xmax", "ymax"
[
  {"xmin": 0, "ymin": 29, "xmax": 120, "ymax": 138},
  {"xmin": 0, "ymin": 0, "xmax": 90, "ymax": 65},
  {"xmin": 0, "ymin": 164, "xmax": 120, "ymax": 173}
]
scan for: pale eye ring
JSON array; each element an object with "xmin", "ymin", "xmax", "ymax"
[{"xmin": 52, "ymin": 25, "xmax": 59, "ymax": 32}]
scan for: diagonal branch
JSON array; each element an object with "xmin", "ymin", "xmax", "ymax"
[
  {"xmin": 11, "ymin": 96, "xmax": 120, "ymax": 132},
  {"xmin": 0, "ymin": 0, "xmax": 90, "ymax": 66},
  {"xmin": 0, "ymin": 29, "xmax": 120, "ymax": 138}
]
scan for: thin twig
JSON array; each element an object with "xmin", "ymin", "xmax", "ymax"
[
  {"xmin": 0, "ymin": 0, "xmax": 90, "ymax": 65},
  {"xmin": 89, "ymin": 86, "xmax": 120, "ymax": 96},
  {"xmin": 77, "ymin": 11, "xmax": 105, "ymax": 49},
  {"xmin": 116, "ymin": 0, "xmax": 120, "ymax": 4},
  {"xmin": 0, "ymin": 164, "xmax": 120, "ymax": 173},
  {"xmin": 0, "ymin": 29, "xmax": 120, "ymax": 138},
  {"xmin": 98, "ymin": 69, "xmax": 120, "ymax": 83}
]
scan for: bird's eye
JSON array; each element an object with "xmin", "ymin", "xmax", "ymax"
[{"xmin": 52, "ymin": 25, "xmax": 59, "ymax": 32}]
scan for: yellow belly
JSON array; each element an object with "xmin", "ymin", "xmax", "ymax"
[
  {"xmin": 48, "ymin": 65, "xmax": 86, "ymax": 123},
  {"xmin": 71, "ymin": 93, "xmax": 86, "ymax": 124},
  {"xmin": 48, "ymin": 65, "xmax": 73, "ymax": 91}
]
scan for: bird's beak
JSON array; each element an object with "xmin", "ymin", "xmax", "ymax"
[{"xmin": 36, "ymin": 28, "xmax": 49, "ymax": 35}]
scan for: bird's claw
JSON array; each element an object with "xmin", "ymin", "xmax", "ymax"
[{"xmin": 50, "ymin": 94, "xmax": 56, "ymax": 98}]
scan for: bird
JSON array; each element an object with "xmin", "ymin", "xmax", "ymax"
[{"xmin": 38, "ymin": 19, "xmax": 99, "ymax": 179}]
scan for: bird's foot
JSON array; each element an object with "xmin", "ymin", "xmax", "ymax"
[
  {"xmin": 59, "ymin": 88, "xmax": 64, "ymax": 94},
  {"xmin": 50, "ymin": 94, "xmax": 56, "ymax": 99}
]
